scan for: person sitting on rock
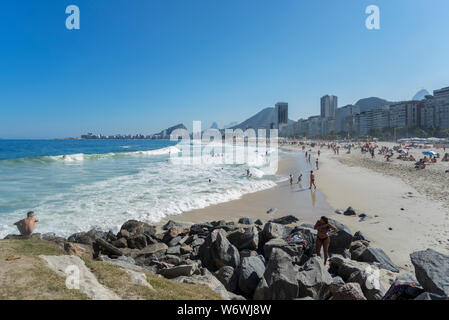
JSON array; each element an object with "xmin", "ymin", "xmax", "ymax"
[
  {"xmin": 314, "ymin": 216, "xmax": 338, "ymax": 266},
  {"xmin": 14, "ymin": 211, "xmax": 39, "ymax": 236}
]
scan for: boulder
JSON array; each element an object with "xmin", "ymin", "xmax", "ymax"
[
  {"xmin": 120, "ymin": 220, "xmax": 156, "ymax": 237},
  {"xmin": 253, "ymin": 248, "xmax": 299, "ymax": 300},
  {"xmin": 254, "ymin": 219, "xmax": 263, "ymax": 226},
  {"xmin": 215, "ymin": 266, "xmax": 238, "ymax": 292},
  {"xmin": 263, "ymin": 238, "xmax": 302, "ymax": 259},
  {"xmin": 190, "ymin": 223, "xmax": 213, "ymax": 236},
  {"xmin": 227, "ymin": 227, "xmax": 259, "ymax": 250},
  {"xmin": 166, "ymin": 245, "xmax": 181, "ymax": 255},
  {"xmin": 67, "ymin": 230, "xmax": 100, "ymax": 246},
  {"xmin": 95, "ymin": 238, "xmax": 123, "ymax": 257},
  {"xmin": 261, "ymin": 222, "xmax": 286, "ymax": 242},
  {"xmin": 240, "ymin": 249, "xmax": 258, "ymax": 258},
  {"xmin": 343, "ymin": 207, "xmax": 356, "ymax": 216},
  {"xmin": 349, "ymin": 241, "xmax": 368, "ymax": 261},
  {"xmin": 357, "ymin": 248, "xmax": 399, "ymax": 273},
  {"xmin": 410, "ymin": 249, "xmax": 449, "ymax": 296},
  {"xmin": 127, "ymin": 234, "xmax": 147, "ymax": 250},
  {"xmin": 162, "ymin": 220, "xmax": 183, "ymax": 230},
  {"xmin": 112, "ymin": 238, "xmax": 128, "ymax": 248},
  {"xmin": 237, "ymin": 256, "xmax": 266, "ymax": 297},
  {"xmin": 159, "ymin": 264, "xmax": 198, "ymax": 279},
  {"xmin": 269, "ymin": 215, "xmax": 299, "ymax": 225},
  {"xmin": 414, "ymin": 292, "xmax": 448, "ymax": 300},
  {"xmin": 167, "ymin": 236, "xmax": 182, "ymax": 247},
  {"xmin": 322, "ymin": 276, "xmax": 346, "ymax": 299},
  {"xmin": 136, "ymin": 242, "xmax": 168, "ymax": 257},
  {"xmin": 346, "ymin": 268, "xmax": 386, "ymax": 300},
  {"xmin": 330, "ymin": 283, "xmax": 366, "ymax": 300},
  {"xmin": 353, "ymin": 231, "xmax": 369, "ymax": 242},
  {"xmin": 171, "ymin": 269, "xmax": 238, "ymax": 300},
  {"xmin": 297, "ymin": 256, "xmax": 333, "ymax": 299},
  {"xmin": 199, "ymin": 229, "xmax": 240, "ymax": 271},
  {"xmin": 327, "ymin": 219, "xmax": 353, "ymax": 255},
  {"xmin": 238, "ymin": 217, "xmax": 254, "ymax": 225}
]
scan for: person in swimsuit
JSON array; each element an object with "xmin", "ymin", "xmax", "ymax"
[
  {"xmin": 14, "ymin": 211, "xmax": 39, "ymax": 236},
  {"xmin": 289, "ymin": 174, "xmax": 293, "ymax": 185},
  {"xmin": 309, "ymin": 170, "xmax": 316, "ymax": 189},
  {"xmin": 314, "ymin": 216, "xmax": 338, "ymax": 265}
]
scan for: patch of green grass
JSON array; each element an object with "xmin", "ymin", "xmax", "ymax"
[
  {"xmin": 84, "ymin": 259, "xmax": 222, "ymax": 300},
  {"xmin": 0, "ymin": 239, "xmax": 89, "ymax": 300}
]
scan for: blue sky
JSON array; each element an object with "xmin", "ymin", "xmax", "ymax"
[{"xmin": 1, "ymin": 0, "xmax": 448, "ymax": 139}]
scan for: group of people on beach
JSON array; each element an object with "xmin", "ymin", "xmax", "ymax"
[{"xmin": 289, "ymin": 171, "xmax": 316, "ymax": 190}]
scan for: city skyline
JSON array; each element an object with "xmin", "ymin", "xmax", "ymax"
[{"xmin": 1, "ymin": 0, "xmax": 449, "ymax": 139}]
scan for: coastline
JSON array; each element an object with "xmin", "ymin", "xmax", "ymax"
[
  {"xmin": 157, "ymin": 153, "xmax": 332, "ymax": 228},
  {"xmin": 283, "ymin": 143, "xmax": 449, "ymax": 273}
]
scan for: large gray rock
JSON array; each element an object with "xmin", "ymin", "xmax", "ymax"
[
  {"xmin": 136, "ymin": 242, "xmax": 168, "ymax": 257},
  {"xmin": 357, "ymin": 248, "xmax": 399, "ymax": 273},
  {"xmin": 199, "ymin": 229, "xmax": 240, "ymax": 271},
  {"xmin": 269, "ymin": 215, "xmax": 299, "ymax": 225},
  {"xmin": 253, "ymin": 248, "xmax": 299, "ymax": 300},
  {"xmin": 261, "ymin": 222, "xmax": 286, "ymax": 241},
  {"xmin": 329, "ymin": 256, "xmax": 365, "ymax": 281},
  {"xmin": 414, "ymin": 292, "xmax": 448, "ymax": 300},
  {"xmin": 346, "ymin": 268, "xmax": 387, "ymax": 300},
  {"xmin": 410, "ymin": 249, "xmax": 449, "ymax": 296},
  {"xmin": 263, "ymin": 238, "xmax": 302, "ymax": 259},
  {"xmin": 227, "ymin": 227, "xmax": 259, "ymax": 250},
  {"xmin": 328, "ymin": 219, "xmax": 352, "ymax": 255},
  {"xmin": 158, "ymin": 264, "xmax": 198, "ymax": 279},
  {"xmin": 330, "ymin": 283, "xmax": 366, "ymax": 300},
  {"xmin": 120, "ymin": 220, "xmax": 156, "ymax": 237},
  {"xmin": 238, "ymin": 217, "xmax": 254, "ymax": 225},
  {"xmin": 171, "ymin": 268, "xmax": 244, "ymax": 300},
  {"xmin": 297, "ymin": 256, "xmax": 333, "ymax": 299},
  {"xmin": 237, "ymin": 256, "xmax": 266, "ymax": 297},
  {"xmin": 215, "ymin": 266, "xmax": 238, "ymax": 292}
]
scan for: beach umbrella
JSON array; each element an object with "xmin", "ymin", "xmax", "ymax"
[{"xmin": 422, "ymin": 151, "xmax": 437, "ymax": 156}]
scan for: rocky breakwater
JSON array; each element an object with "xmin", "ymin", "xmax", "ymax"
[{"xmin": 7, "ymin": 214, "xmax": 448, "ymax": 300}]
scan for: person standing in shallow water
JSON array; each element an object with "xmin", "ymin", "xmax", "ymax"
[
  {"xmin": 309, "ymin": 170, "xmax": 316, "ymax": 189},
  {"xmin": 314, "ymin": 216, "xmax": 338, "ymax": 265}
]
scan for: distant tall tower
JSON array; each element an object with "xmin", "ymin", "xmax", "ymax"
[
  {"xmin": 320, "ymin": 95, "xmax": 338, "ymax": 118},
  {"xmin": 275, "ymin": 102, "xmax": 288, "ymax": 128}
]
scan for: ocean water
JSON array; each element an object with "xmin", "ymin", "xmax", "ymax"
[{"xmin": 0, "ymin": 139, "xmax": 279, "ymax": 238}]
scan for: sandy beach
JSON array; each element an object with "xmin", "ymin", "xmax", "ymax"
[
  {"xmin": 283, "ymin": 142, "xmax": 449, "ymax": 273},
  {"xmin": 158, "ymin": 153, "xmax": 332, "ymax": 227},
  {"xmin": 157, "ymin": 140, "xmax": 449, "ymax": 274}
]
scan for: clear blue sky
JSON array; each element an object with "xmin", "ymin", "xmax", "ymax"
[{"xmin": 1, "ymin": 0, "xmax": 448, "ymax": 139}]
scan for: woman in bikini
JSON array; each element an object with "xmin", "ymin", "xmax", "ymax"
[
  {"xmin": 314, "ymin": 216, "xmax": 338, "ymax": 265},
  {"xmin": 309, "ymin": 170, "xmax": 316, "ymax": 189}
]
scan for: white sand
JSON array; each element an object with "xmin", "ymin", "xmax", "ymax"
[{"xmin": 283, "ymin": 142, "xmax": 449, "ymax": 273}]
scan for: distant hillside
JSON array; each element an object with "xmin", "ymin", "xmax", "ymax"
[
  {"xmin": 230, "ymin": 107, "xmax": 294, "ymax": 131},
  {"xmin": 153, "ymin": 123, "xmax": 187, "ymax": 138},
  {"xmin": 412, "ymin": 89, "xmax": 430, "ymax": 101},
  {"xmin": 355, "ymin": 97, "xmax": 395, "ymax": 112},
  {"xmin": 210, "ymin": 122, "xmax": 219, "ymax": 129}
]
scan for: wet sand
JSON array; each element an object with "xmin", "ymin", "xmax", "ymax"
[{"xmin": 158, "ymin": 152, "xmax": 332, "ymax": 227}]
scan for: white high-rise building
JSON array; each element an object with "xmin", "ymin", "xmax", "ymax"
[{"xmin": 320, "ymin": 95, "xmax": 337, "ymax": 119}]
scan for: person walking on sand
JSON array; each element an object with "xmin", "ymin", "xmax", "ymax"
[
  {"xmin": 289, "ymin": 174, "xmax": 293, "ymax": 185},
  {"xmin": 314, "ymin": 216, "xmax": 338, "ymax": 265},
  {"xmin": 297, "ymin": 174, "xmax": 302, "ymax": 184},
  {"xmin": 318, "ymin": 150, "xmax": 320, "ymax": 157},
  {"xmin": 14, "ymin": 211, "xmax": 39, "ymax": 236},
  {"xmin": 316, "ymin": 158, "xmax": 319, "ymax": 170},
  {"xmin": 309, "ymin": 170, "xmax": 316, "ymax": 189}
]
